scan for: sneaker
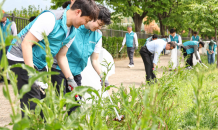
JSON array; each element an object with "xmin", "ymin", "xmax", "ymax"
[
  {"xmin": 131, "ymin": 65, "xmax": 134, "ymax": 67},
  {"xmin": 128, "ymin": 64, "xmax": 131, "ymax": 68},
  {"xmin": 186, "ymin": 66, "xmax": 192, "ymax": 70}
]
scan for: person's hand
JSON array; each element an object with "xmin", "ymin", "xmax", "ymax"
[
  {"xmin": 32, "ymin": 80, "xmax": 48, "ymax": 95},
  {"xmin": 101, "ymin": 78, "xmax": 109, "ymax": 87},
  {"xmin": 122, "ymin": 45, "xmax": 124, "ymax": 49},
  {"xmin": 212, "ymin": 51, "xmax": 214, "ymax": 53},
  {"xmin": 67, "ymin": 77, "xmax": 78, "ymax": 91},
  {"xmin": 199, "ymin": 60, "xmax": 202, "ymax": 63}
]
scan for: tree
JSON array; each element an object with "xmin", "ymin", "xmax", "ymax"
[
  {"xmin": 95, "ymin": 0, "xmax": 160, "ymax": 32},
  {"xmin": 188, "ymin": 0, "xmax": 218, "ymax": 67}
]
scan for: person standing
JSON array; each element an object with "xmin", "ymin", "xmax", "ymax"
[
  {"xmin": 7, "ymin": 0, "xmax": 99, "ymax": 117},
  {"xmin": 181, "ymin": 41, "xmax": 205, "ymax": 69},
  {"xmin": 139, "ymin": 39, "xmax": 176, "ymax": 83},
  {"xmin": 121, "ymin": 25, "xmax": 138, "ymax": 68},
  {"xmin": 0, "ymin": 10, "xmax": 17, "ymax": 60},
  {"xmin": 168, "ymin": 29, "xmax": 182, "ymax": 69},
  {"xmin": 190, "ymin": 31, "xmax": 201, "ymax": 41},
  {"xmin": 206, "ymin": 39, "xmax": 216, "ymax": 64}
]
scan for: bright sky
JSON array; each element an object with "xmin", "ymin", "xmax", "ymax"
[{"xmin": 1, "ymin": 0, "xmax": 53, "ymax": 11}]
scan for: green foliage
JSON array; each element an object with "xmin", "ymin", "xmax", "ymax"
[
  {"xmin": 102, "ymin": 36, "xmax": 146, "ymax": 58},
  {"xmin": 7, "ymin": 5, "xmax": 43, "ymax": 18}
]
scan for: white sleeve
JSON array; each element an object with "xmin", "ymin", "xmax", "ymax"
[
  {"xmin": 178, "ymin": 35, "xmax": 182, "ymax": 46},
  {"xmin": 94, "ymin": 37, "xmax": 102, "ymax": 53},
  {"xmin": 29, "ymin": 12, "xmax": 56, "ymax": 41},
  {"xmin": 122, "ymin": 35, "xmax": 126, "ymax": 46},
  {"xmin": 190, "ymin": 37, "xmax": 193, "ymax": 41},
  {"xmin": 134, "ymin": 33, "xmax": 138, "ymax": 47},
  {"xmin": 65, "ymin": 36, "xmax": 76, "ymax": 48},
  {"xmin": 168, "ymin": 36, "xmax": 171, "ymax": 42},
  {"xmin": 11, "ymin": 22, "xmax": 17, "ymax": 36},
  {"xmin": 153, "ymin": 43, "xmax": 163, "ymax": 65}
]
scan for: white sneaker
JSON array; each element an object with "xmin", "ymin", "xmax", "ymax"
[
  {"xmin": 131, "ymin": 65, "xmax": 134, "ymax": 67},
  {"xmin": 128, "ymin": 64, "xmax": 131, "ymax": 68},
  {"xmin": 186, "ymin": 66, "xmax": 193, "ymax": 70}
]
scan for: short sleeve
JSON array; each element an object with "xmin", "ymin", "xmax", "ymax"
[
  {"xmin": 29, "ymin": 12, "xmax": 56, "ymax": 41},
  {"xmin": 94, "ymin": 37, "xmax": 102, "ymax": 53}
]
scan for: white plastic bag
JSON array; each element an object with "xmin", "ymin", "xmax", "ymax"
[{"xmin": 169, "ymin": 48, "xmax": 177, "ymax": 69}]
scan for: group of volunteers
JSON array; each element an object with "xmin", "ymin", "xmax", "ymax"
[
  {"xmin": 2, "ymin": 0, "xmax": 112, "ymax": 118},
  {"xmin": 121, "ymin": 27, "xmax": 217, "ymax": 83}
]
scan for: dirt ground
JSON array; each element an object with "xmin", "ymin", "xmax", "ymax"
[{"xmin": 0, "ymin": 54, "xmax": 180, "ymax": 128}]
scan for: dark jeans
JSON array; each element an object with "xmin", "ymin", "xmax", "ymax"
[
  {"xmin": 139, "ymin": 46, "xmax": 156, "ymax": 83},
  {"xmin": 8, "ymin": 59, "xmax": 46, "ymax": 118},
  {"xmin": 51, "ymin": 68, "xmax": 82, "ymax": 115},
  {"xmin": 127, "ymin": 47, "xmax": 135, "ymax": 65},
  {"xmin": 181, "ymin": 46, "xmax": 193, "ymax": 67}
]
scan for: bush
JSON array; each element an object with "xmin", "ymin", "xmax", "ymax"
[{"xmin": 102, "ymin": 36, "xmax": 146, "ymax": 59}]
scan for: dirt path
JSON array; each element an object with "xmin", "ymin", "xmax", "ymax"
[{"xmin": 0, "ymin": 54, "xmax": 180, "ymax": 127}]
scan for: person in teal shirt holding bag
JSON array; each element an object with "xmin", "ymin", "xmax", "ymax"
[
  {"xmin": 206, "ymin": 39, "xmax": 216, "ymax": 64},
  {"xmin": 7, "ymin": 0, "xmax": 99, "ymax": 118}
]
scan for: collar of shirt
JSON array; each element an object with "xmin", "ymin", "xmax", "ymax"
[{"xmin": 172, "ymin": 33, "xmax": 177, "ymax": 38}]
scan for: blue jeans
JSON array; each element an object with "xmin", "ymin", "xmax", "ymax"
[{"xmin": 208, "ymin": 53, "xmax": 215, "ymax": 64}]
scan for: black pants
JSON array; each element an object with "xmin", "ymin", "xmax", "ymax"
[
  {"xmin": 139, "ymin": 46, "xmax": 156, "ymax": 83},
  {"xmin": 51, "ymin": 68, "xmax": 82, "ymax": 115},
  {"xmin": 8, "ymin": 59, "xmax": 46, "ymax": 118},
  {"xmin": 127, "ymin": 47, "xmax": 135, "ymax": 65},
  {"xmin": 181, "ymin": 46, "xmax": 193, "ymax": 66}
]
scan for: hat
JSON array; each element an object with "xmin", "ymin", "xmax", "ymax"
[
  {"xmin": 127, "ymin": 25, "xmax": 132, "ymax": 28},
  {"xmin": 2, "ymin": 10, "xmax": 9, "ymax": 17}
]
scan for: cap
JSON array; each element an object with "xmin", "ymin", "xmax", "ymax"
[
  {"xmin": 2, "ymin": 10, "xmax": 9, "ymax": 17},
  {"xmin": 127, "ymin": 25, "xmax": 132, "ymax": 28}
]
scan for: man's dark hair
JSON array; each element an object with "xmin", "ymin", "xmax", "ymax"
[
  {"xmin": 168, "ymin": 41, "xmax": 176, "ymax": 48},
  {"xmin": 62, "ymin": 1, "xmax": 71, "ymax": 9},
  {"xmin": 71, "ymin": 0, "xmax": 99, "ymax": 21},
  {"xmin": 193, "ymin": 31, "xmax": 197, "ymax": 34},
  {"xmin": 29, "ymin": 16, "xmax": 36, "ymax": 22},
  {"xmin": 97, "ymin": 5, "xmax": 111, "ymax": 25},
  {"xmin": 170, "ymin": 28, "xmax": 176, "ymax": 34},
  {"xmin": 199, "ymin": 41, "xmax": 205, "ymax": 47},
  {"xmin": 152, "ymin": 34, "xmax": 158, "ymax": 39}
]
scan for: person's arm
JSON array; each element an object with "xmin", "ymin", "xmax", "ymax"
[
  {"xmin": 122, "ymin": 35, "xmax": 126, "ymax": 48},
  {"xmin": 134, "ymin": 33, "xmax": 138, "ymax": 48},
  {"xmin": 22, "ymin": 12, "xmax": 55, "ymax": 68},
  {"xmin": 198, "ymin": 37, "xmax": 201, "ymax": 42},
  {"xmin": 11, "ymin": 22, "xmax": 17, "ymax": 36},
  {"xmin": 168, "ymin": 36, "xmax": 171, "ymax": 42},
  {"xmin": 56, "ymin": 46, "xmax": 73, "ymax": 78},
  {"xmin": 190, "ymin": 36, "xmax": 193, "ymax": 41},
  {"xmin": 193, "ymin": 45, "xmax": 199, "ymax": 60},
  {"xmin": 153, "ymin": 43, "xmax": 162, "ymax": 66},
  {"xmin": 91, "ymin": 52, "xmax": 101, "ymax": 75}
]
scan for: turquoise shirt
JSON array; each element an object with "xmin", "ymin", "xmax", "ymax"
[
  {"xmin": 170, "ymin": 34, "xmax": 180, "ymax": 49},
  {"xmin": 0, "ymin": 18, "xmax": 12, "ymax": 42},
  {"xmin": 192, "ymin": 35, "xmax": 200, "ymax": 41},
  {"xmin": 8, "ymin": 9, "xmax": 77, "ymax": 70},
  {"xmin": 207, "ymin": 40, "xmax": 217, "ymax": 55},
  {"xmin": 183, "ymin": 41, "xmax": 199, "ymax": 54},
  {"xmin": 126, "ymin": 32, "xmax": 135, "ymax": 47},
  {"xmin": 55, "ymin": 25, "xmax": 102, "ymax": 76}
]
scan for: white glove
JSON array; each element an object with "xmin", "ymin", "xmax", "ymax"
[
  {"xmin": 67, "ymin": 76, "xmax": 78, "ymax": 91},
  {"xmin": 34, "ymin": 81, "xmax": 48, "ymax": 89},
  {"xmin": 101, "ymin": 78, "xmax": 109, "ymax": 87}
]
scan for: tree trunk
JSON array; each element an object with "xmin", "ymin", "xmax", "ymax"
[
  {"xmin": 158, "ymin": 15, "xmax": 165, "ymax": 36},
  {"xmin": 132, "ymin": 13, "xmax": 146, "ymax": 32},
  {"xmin": 188, "ymin": 28, "xmax": 192, "ymax": 37}
]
